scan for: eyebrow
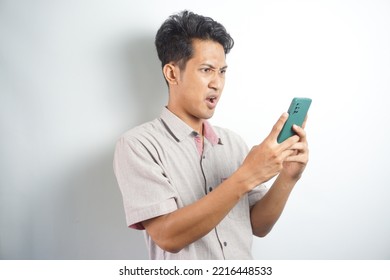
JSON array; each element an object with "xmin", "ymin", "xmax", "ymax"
[{"xmin": 201, "ymin": 63, "xmax": 228, "ymax": 70}]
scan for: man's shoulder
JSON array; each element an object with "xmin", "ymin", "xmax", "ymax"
[
  {"xmin": 213, "ymin": 125, "xmax": 245, "ymax": 144},
  {"xmin": 210, "ymin": 125, "xmax": 249, "ymax": 160},
  {"xmin": 120, "ymin": 118, "xmax": 164, "ymax": 143}
]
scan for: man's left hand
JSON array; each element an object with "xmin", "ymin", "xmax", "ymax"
[{"xmin": 281, "ymin": 122, "xmax": 309, "ymax": 181}]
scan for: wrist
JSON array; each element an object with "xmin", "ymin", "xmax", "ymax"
[
  {"xmin": 276, "ymin": 170, "xmax": 300, "ymax": 189},
  {"xmin": 230, "ymin": 166, "xmax": 259, "ymax": 194}
]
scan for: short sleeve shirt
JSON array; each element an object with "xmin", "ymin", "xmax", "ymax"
[{"xmin": 113, "ymin": 107, "xmax": 267, "ymax": 259}]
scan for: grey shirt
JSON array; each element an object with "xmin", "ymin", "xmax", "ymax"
[{"xmin": 113, "ymin": 107, "xmax": 267, "ymax": 259}]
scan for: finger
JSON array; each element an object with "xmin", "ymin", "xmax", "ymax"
[
  {"xmin": 279, "ymin": 134, "xmax": 300, "ymax": 150},
  {"xmin": 280, "ymin": 149, "xmax": 297, "ymax": 161},
  {"xmin": 269, "ymin": 113, "xmax": 289, "ymax": 141},
  {"xmin": 289, "ymin": 142, "xmax": 308, "ymax": 152},
  {"xmin": 292, "ymin": 125, "xmax": 307, "ymax": 141},
  {"xmin": 284, "ymin": 153, "xmax": 308, "ymax": 163},
  {"xmin": 301, "ymin": 114, "xmax": 308, "ymax": 129},
  {"xmin": 285, "ymin": 143, "xmax": 309, "ymax": 162}
]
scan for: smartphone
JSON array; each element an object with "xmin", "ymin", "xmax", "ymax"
[{"xmin": 277, "ymin": 97, "xmax": 312, "ymax": 143}]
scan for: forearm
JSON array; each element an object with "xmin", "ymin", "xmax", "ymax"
[
  {"xmin": 142, "ymin": 171, "xmax": 249, "ymax": 253},
  {"xmin": 250, "ymin": 171, "xmax": 298, "ymax": 237}
]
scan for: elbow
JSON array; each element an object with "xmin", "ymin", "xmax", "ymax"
[
  {"xmin": 156, "ymin": 238, "xmax": 184, "ymax": 254},
  {"xmin": 150, "ymin": 227, "xmax": 185, "ymax": 253},
  {"xmin": 255, "ymin": 230, "xmax": 270, "ymax": 238},
  {"xmin": 142, "ymin": 216, "xmax": 185, "ymax": 254},
  {"xmin": 253, "ymin": 225, "xmax": 273, "ymax": 238},
  {"xmin": 250, "ymin": 213, "xmax": 276, "ymax": 238}
]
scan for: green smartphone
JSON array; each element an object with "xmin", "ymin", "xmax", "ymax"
[{"xmin": 277, "ymin": 97, "xmax": 312, "ymax": 143}]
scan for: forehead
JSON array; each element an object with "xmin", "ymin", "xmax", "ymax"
[{"xmin": 188, "ymin": 39, "xmax": 226, "ymax": 67}]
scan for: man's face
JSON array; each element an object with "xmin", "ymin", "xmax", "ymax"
[{"xmin": 167, "ymin": 39, "xmax": 227, "ymax": 132}]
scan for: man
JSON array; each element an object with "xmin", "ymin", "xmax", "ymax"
[{"xmin": 113, "ymin": 10, "xmax": 308, "ymax": 260}]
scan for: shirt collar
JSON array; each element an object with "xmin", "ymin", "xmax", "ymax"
[
  {"xmin": 159, "ymin": 107, "xmax": 221, "ymax": 145},
  {"xmin": 202, "ymin": 120, "xmax": 221, "ymax": 145}
]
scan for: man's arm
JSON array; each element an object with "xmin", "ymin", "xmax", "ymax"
[
  {"xmin": 142, "ymin": 172, "xmax": 248, "ymax": 253},
  {"xmin": 143, "ymin": 113, "xmax": 302, "ymax": 253},
  {"xmin": 250, "ymin": 123, "xmax": 309, "ymax": 237}
]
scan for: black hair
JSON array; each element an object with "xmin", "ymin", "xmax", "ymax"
[{"xmin": 155, "ymin": 10, "xmax": 234, "ymax": 70}]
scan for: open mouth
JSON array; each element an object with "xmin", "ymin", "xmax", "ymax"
[
  {"xmin": 205, "ymin": 96, "xmax": 218, "ymax": 109},
  {"xmin": 206, "ymin": 96, "xmax": 217, "ymax": 104}
]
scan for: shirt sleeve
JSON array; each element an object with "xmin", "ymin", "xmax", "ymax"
[
  {"xmin": 113, "ymin": 136, "xmax": 178, "ymax": 230},
  {"xmin": 248, "ymin": 184, "xmax": 268, "ymax": 207}
]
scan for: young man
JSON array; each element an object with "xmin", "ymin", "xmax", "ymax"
[{"xmin": 113, "ymin": 11, "xmax": 309, "ymax": 259}]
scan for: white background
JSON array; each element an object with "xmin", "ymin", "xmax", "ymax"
[{"xmin": 1, "ymin": 0, "xmax": 389, "ymax": 260}]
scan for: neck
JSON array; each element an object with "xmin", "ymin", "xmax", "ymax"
[{"xmin": 166, "ymin": 106, "xmax": 204, "ymax": 135}]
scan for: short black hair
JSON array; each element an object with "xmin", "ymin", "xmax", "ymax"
[{"xmin": 155, "ymin": 10, "xmax": 234, "ymax": 70}]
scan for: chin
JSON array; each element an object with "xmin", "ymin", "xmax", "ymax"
[
  {"xmin": 193, "ymin": 107, "xmax": 216, "ymax": 120},
  {"xmin": 202, "ymin": 111, "xmax": 215, "ymax": 120}
]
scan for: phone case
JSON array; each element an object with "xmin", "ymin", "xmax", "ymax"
[{"xmin": 277, "ymin": 97, "xmax": 312, "ymax": 143}]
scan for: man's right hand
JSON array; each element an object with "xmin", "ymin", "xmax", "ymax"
[{"xmin": 238, "ymin": 113, "xmax": 300, "ymax": 191}]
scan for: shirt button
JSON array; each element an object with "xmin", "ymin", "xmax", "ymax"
[
  {"xmin": 202, "ymin": 155, "xmax": 205, "ymax": 159},
  {"xmin": 209, "ymin": 187, "xmax": 213, "ymax": 192},
  {"xmin": 223, "ymin": 242, "xmax": 227, "ymax": 247}
]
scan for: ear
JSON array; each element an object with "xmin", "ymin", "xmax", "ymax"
[{"xmin": 162, "ymin": 63, "xmax": 180, "ymax": 85}]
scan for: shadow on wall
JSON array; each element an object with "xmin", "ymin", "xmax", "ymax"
[
  {"xmin": 94, "ymin": 34, "xmax": 166, "ymax": 258},
  {"xmin": 112, "ymin": 33, "xmax": 168, "ymax": 127},
  {"xmin": 29, "ymin": 151, "xmax": 149, "ymax": 259},
  {"xmin": 27, "ymin": 35, "xmax": 166, "ymax": 259},
  {"xmin": 105, "ymin": 34, "xmax": 167, "ymax": 258},
  {"xmin": 104, "ymin": 34, "xmax": 167, "ymax": 258},
  {"xmin": 130, "ymin": 36, "xmax": 167, "ymax": 124}
]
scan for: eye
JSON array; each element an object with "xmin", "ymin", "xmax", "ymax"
[{"xmin": 201, "ymin": 67, "xmax": 212, "ymax": 73}]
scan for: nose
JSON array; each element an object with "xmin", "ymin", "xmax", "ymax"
[{"xmin": 209, "ymin": 71, "xmax": 225, "ymax": 92}]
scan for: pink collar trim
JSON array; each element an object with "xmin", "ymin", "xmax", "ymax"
[{"xmin": 202, "ymin": 121, "xmax": 220, "ymax": 146}]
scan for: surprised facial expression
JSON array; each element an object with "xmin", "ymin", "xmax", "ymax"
[{"xmin": 166, "ymin": 39, "xmax": 227, "ymax": 132}]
